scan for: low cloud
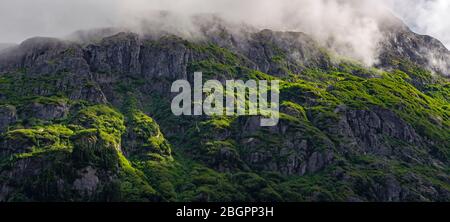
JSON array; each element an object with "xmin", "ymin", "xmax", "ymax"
[
  {"xmin": 0, "ymin": 0, "xmax": 448, "ymax": 65},
  {"xmin": 384, "ymin": 0, "xmax": 450, "ymax": 49}
]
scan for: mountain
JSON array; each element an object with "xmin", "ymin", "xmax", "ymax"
[
  {"xmin": 0, "ymin": 18, "xmax": 449, "ymax": 202},
  {"xmin": 378, "ymin": 17, "xmax": 450, "ymax": 76}
]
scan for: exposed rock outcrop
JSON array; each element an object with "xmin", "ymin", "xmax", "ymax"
[
  {"xmin": 20, "ymin": 101, "xmax": 69, "ymax": 121},
  {"xmin": 0, "ymin": 18, "xmax": 448, "ymax": 202},
  {"xmin": 0, "ymin": 105, "xmax": 17, "ymax": 133},
  {"xmin": 379, "ymin": 18, "xmax": 450, "ymax": 76}
]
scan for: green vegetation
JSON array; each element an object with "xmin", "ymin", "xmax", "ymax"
[{"xmin": 0, "ymin": 36, "xmax": 449, "ymax": 202}]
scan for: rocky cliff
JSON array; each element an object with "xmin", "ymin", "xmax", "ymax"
[{"xmin": 0, "ymin": 19, "xmax": 449, "ymax": 202}]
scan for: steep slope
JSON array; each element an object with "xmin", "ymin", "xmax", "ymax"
[
  {"xmin": 378, "ymin": 17, "xmax": 450, "ymax": 76},
  {"xmin": 0, "ymin": 22, "xmax": 449, "ymax": 201}
]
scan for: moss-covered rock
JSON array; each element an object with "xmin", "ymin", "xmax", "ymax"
[
  {"xmin": 122, "ymin": 110, "xmax": 172, "ymax": 161},
  {"xmin": 0, "ymin": 28, "xmax": 449, "ymax": 202}
]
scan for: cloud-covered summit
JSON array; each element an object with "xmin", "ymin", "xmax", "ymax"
[{"xmin": 0, "ymin": 0, "xmax": 448, "ymax": 65}]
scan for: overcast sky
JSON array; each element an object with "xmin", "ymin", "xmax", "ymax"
[{"xmin": 0, "ymin": 0, "xmax": 448, "ymax": 49}]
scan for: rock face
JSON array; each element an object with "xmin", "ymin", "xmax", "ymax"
[
  {"xmin": 85, "ymin": 33, "xmax": 142, "ymax": 75},
  {"xmin": 237, "ymin": 116, "xmax": 335, "ymax": 176},
  {"xmin": 241, "ymin": 30, "xmax": 330, "ymax": 76},
  {"xmin": 21, "ymin": 101, "xmax": 69, "ymax": 121},
  {"xmin": 0, "ymin": 37, "xmax": 108, "ymax": 104},
  {"xmin": 342, "ymin": 107, "xmax": 422, "ymax": 155},
  {"xmin": 0, "ymin": 105, "xmax": 17, "ymax": 132},
  {"xmin": 327, "ymin": 105, "xmax": 445, "ymax": 166},
  {"xmin": 122, "ymin": 111, "xmax": 172, "ymax": 161},
  {"xmin": 0, "ymin": 105, "xmax": 164, "ymax": 201},
  {"xmin": 0, "ymin": 157, "xmax": 51, "ymax": 201},
  {"xmin": 379, "ymin": 19, "xmax": 450, "ymax": 76},
  {"xmin": 139, "ymin": 36, "xmax": 191, "ymax": 81},
  {"xmin": 73, "ymin": 166, "xmax": 100, "ymax": 196},
  {"xmin": 0, "ymin": 18, "xmax": 449, "ymax": 202}
]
